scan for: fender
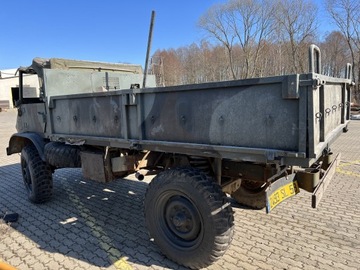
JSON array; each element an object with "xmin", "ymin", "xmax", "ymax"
[{"xmin": 7, "ymin": 132, "xmax": 47, "ymax": 161}]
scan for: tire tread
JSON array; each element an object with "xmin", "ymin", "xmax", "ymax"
[
  {"xmin": 145, "ymin": 167, "xmax": 234, "ymax": 269},
  {"xmin": 22, "ymin": 144, "xmax": 53, "ymax": 203}
]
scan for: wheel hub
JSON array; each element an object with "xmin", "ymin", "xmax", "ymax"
[
  {"xmin": 172, "ymin": 212, "xmax": 187, "ymax": 227},
  {"xmin": 165, "ymin": 195, "xmax": 201, "ymax": 241}
]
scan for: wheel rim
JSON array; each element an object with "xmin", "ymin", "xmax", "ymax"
[
  {"xmin": 21, "ymin": 158, "xmax": 32, "ymax": 192},
  {"xmin": 157, "ymin": 191, "xmax": 203, "ymax": 249}
]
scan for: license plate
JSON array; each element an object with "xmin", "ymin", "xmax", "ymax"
[{"xmin": 266, "ymin": 174, "xmax": 299, "ymax": 213}]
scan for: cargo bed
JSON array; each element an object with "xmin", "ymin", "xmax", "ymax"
[{"xmin": 47, "ymin": 70, "xmax": 351, "ymax": 167}]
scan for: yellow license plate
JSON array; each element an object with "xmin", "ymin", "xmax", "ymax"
[{"xmin": 267, "ymin": 180, "xmax": 299, "ymax": 212}]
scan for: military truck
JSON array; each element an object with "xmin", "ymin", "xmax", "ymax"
[{"xmin": 7, "ymin": 45, "xmax": 352, "ymax": 269}]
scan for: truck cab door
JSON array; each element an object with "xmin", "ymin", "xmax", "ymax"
[{"xmin": 14, "ymin": 70, "xmax": 47, "ymax": 134}]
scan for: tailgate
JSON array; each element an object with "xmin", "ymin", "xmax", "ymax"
[{"xmin": 306, "ymin": 71, "xmax": 351, "ymax": 160}]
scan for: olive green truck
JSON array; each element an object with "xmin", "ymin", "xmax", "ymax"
[{"xmin": 7, "ymin": 45, "xmax": 353, "ymax": 268}]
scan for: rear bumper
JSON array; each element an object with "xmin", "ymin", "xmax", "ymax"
[{"xmin": 312, "ymin": 153, "xmax": 341, "ymax": 208}]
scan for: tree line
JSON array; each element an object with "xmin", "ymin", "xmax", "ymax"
[{"xmin": 150, "ymin": 0, "xmax": 360, "ymax": 101}]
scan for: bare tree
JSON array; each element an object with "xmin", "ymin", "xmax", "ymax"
[
  {"xmin": 321, "ymin": 31, "xmax": 350, "ymax": 77},
  {"xmin": 151, "ymin": 49, "xmax": 183, "ymax": 86},
  {"xmin": 273, "ymin": 0, "xmax": 318, "ymax": 73},
  {"xmin": 198, "ymin": 3, "xmax": 237, "ymax": 79},
  {"xmin": 325, "ymin": 0, "xmax": 360, "ymax": 101},
  {"xmin": 227, "ymin": 0, "xmax": 276, "ymax": 78},
  {"xmin": 199, "ymin": 0, "xmax": 276, "ymax": 79}
]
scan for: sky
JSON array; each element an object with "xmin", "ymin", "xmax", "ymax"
[{"xmin": 0, "ymin": 0, "xmax": 332, "ymax": 70}]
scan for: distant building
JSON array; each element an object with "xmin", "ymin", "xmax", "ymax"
[{"xmin": 0, "ymin": 68, "xmax": 39, "ymax": 110}]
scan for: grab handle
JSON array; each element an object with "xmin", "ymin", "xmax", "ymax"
[
  {"xmin": 345, "ymin": 63, "xmax": 352, "ymax": 80},
  {"xmin": 309, "ymin": 44, "xmax": 321, "ymax": 74}
]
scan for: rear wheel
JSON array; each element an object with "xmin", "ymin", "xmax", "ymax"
[
  {"xmin": 231, "ymin": 180, "xmax": 267, "ymax": 209},
  {"xmin": 144, "ymin": 168, "xmax": 234, "ymax": 269},
  {"xmin": 21, "ymin": 144, "xmax": 53, "ymax": 203}
]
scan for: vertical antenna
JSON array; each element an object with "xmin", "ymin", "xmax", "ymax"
[{"xmin": 143, "ymin": 10, "xmax": 156, "ymax": 88}]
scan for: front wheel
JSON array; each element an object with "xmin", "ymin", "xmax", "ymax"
[
  {"xmin": 144, "ymin": 168, "xmax": 234, "ymax": 269},
  {"xmin": 21, "ymin": 144, "xmax": 53, "ymax": 203}
]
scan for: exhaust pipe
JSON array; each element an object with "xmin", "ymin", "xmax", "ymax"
[{"xmin": 135, "ymin": 169, "xmax": 149, "ymax": 181}]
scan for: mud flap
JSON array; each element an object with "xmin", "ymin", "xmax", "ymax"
[
  {"xmin": 312, "ymin": 153, "xmax": 341, "ymax": 208},
  {"xmin": 265, "ymin": 174, "xmax": 299, "ymax": 213}
]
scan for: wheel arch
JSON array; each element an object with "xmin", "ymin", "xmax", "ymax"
[{"xmin": 7, "ymin": 133, "xmax": 47, "ymax": 161}]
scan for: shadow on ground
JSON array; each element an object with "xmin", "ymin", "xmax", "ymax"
[{"xmin": 0, "ymin": 164, "xmax": 187, "ymax": 269}]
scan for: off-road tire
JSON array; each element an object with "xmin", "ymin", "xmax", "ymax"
[
  {"xmin": 21, "ymin": 144, "xmax": 53, "ymax": 203},
  {"xmin": 144, "ymin": 168, "xmax": 234, "ymax": 269},
  {"xmin": 44, "ymin": 142, "xmax": 81, "ymax": 168},
  {"xmin": 231, "ymin": 180, "xmax": 267, "ymax": 209}
]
